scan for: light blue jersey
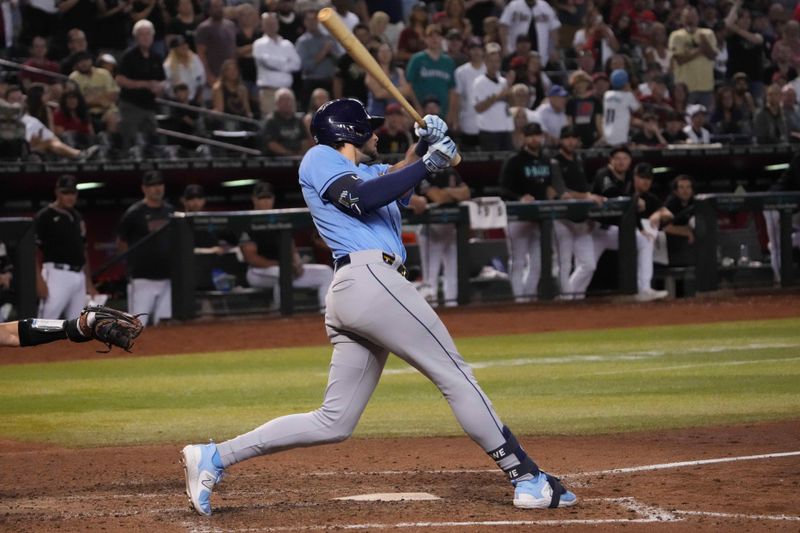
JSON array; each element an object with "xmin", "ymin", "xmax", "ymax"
[{"xmin": 299, "ymin": 144, "xmax": 408, "ymax": 262}]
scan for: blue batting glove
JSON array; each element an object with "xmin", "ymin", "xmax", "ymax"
[
  {"xmin": 422, "ymin": 136, "xmax": 457, "ymax": 173},
  {"xmin": 415, "ymin": 114, "xmax": 448, "ymax": 143}
]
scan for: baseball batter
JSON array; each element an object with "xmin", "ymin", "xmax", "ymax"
[{"xmin": 181, "ymin": 98, "xmax": 576, "ymax": 515}]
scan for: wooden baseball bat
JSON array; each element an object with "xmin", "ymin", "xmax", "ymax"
[{"xmin": 317, "ymin": 8, "xmax": 461, "ymax": 166}]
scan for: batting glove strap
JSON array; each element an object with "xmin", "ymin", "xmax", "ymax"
[
  {"xmin": 415, "ymin": 114, "xmax": 448, "ymax": 143},
  {"xmin": 422, "ymin": 137, "xmax": 457, "ymax": 173}
]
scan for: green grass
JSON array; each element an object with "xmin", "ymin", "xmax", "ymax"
[{"xmin": 1, "ymin": 317, "xmax": 799, "ymax": 447}]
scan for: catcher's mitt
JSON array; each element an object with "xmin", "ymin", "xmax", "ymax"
[{"xmin": 80, "ymin": 305, "xmax": 144, "ymax": 353}]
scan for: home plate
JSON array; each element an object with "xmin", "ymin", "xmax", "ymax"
[{"xmin": 334, "ymin": 492, "xmax": 441, "ymax": 502}]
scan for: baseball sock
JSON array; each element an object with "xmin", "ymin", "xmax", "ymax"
[{"xmin": 487, "ymin": 426, "xmax": 540, "ymax": 483}]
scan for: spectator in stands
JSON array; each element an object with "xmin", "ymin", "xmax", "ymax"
[
  {"xmin": 365, "ymin": 42, "xmax": 417, "ymax": 116},
  {"xmin": 709, "ymin": 85, "xmax": 750, "ymax": 139},
  {"xmin": 502, "ymin": 34, "xmax": 532, "ymax": 72},
  {"xmin": 368, "ymin": 11, "xmax": 391, "ymax": 45},
  {"xmin": 454, "ymin": 38, "xmax": 485, "ymax": 151},
  {"xmin": 732, "ymin": 72, "xmax": 757, "ymax": 121},
  {"xmin": 683, "ymin": 104, "xmax": 711, "ymax": 144},
  {"xmin": 195, "ymin": 0, "xmax": 237, "ymax": 89},
  {"xmin": 235, "ymin": 3, "xmax": 262, "ymax": 106},
  {"xmin": 53, "ymin": 89, "xmax": 94, "ymax": 147},
  {"xmin": 276, "ymin": 0, "xmax": 303, "ymax": 43},
  {"xmin": 644, "ymin": 22, "xmax": 671, "ymax": 76},
  {"xmin": 573, "ymin": 7, "xmax": 619, "ymax": 69},
  {"xmin": 440, "ymin": 0, "xmax": 472, "ymax": 43},
  {"xmin": 60, "ymin": 29, "xmax": 89, "ymax": 76},
  {"xmin": 565, "ymin": 69, "xmax": 602, "ymax": 148},
  {"xmin": 669, "ymin": 6, "xmax": 718, "ymax": 112},
  {"xmin": 263, "ymin": 88, "xmax": 310, "ymax": 157},
  {"xmin": 766, "ymin": 41, "xmax": 799, "ymax": 90},
  {"xmin": 406, "ymin": 24, "xmax": 458, "ymax": 129},
  {"xmin": 163, "ymin": 35, "xmax": 206, "ymax": 104},
  {"xmin": 639, "ymin": 74, "xmax": 673, "ymax": 125},
  {"xmin": 20, "ymin": 37, "xmax": 60, "ymax": 92},
  {"xmin": 773, "ymin": 20, "xmax": 800, "ymax": 72},
  {"xmin": 509, "ymin": 83, "xmax": 536, "ymax": 149},
  {"xmin": 116, "ymin": 19, "xmax": 166, "ymax": 150},
  {"xmin": 472, "ymin": 42, "xmax": 513, "ymax": 151},
  {"xmin": 600, "ymin": 69, "xmax": 640, "ymax": 147},
  {"xmin": 670, "ymin": 81, "xmax": 689, "ymax": 118},
  {"xmin": 365, "ymin": 0, "xmax": 406, "ymax": 48},
  {"xmin": 166, "ymin": 0, "xmax": 199, "ymax": 51},
  {"xmin": 95, "ymin": 0, "xmax": 133, "ymax": 53},
  {"xmin": 163, "ymin": 83, "xmax": 198, "ymax": 142},
  {"xmin": 782, "ymin": 85, "xmax": 800, "ymax": 142},
  {"xmin": 333, "ymin": 23, "xmax": 370, "ymax": 102},
  {"xmin": 253, "ymin": 12, "xmax": 301, "ymax": 118},
  {"xmin": 98, "ymin": 54, "xmax": 118, "ymax": 76},
  {"xmin": 130, "ymin": 0, "xmax": 169, "ymax": 58},
  {"xmin": 296, "ymin": 9, "xmax": 340, "ymax": 108},
  {"xmin": 376, "ymin": 102, "xmax": 413, "ymax": 155},
  {"xmin": 26, "ymin": 83, "xmax": 54, "ymax": 132},
  {"xmin": 499, "ymin": 122, "xmax": 557, "ymax": 302},
  {"xmin": 69, "ymin": 52, "xmax": 119, "ymax": 133},
  {"xmin": 118, "ymin": 170, "xmax": 174, "ymax": 326},
  {"xmin": 240, "ymin": 181, "xmax": 333, "ymax": 312},
  {"xmin": 651, "ymin": 174, "xmax": 696, "ymax": 267},
  {"xmin": 754, "ymin": 83, "xmax": 789, "ymax": 144},
  {"xmin": 445, "ymin": 29, "xmax": 468, "ymax": 67},
  {"xmin": 532, "ymin": 84, "xmax": 568, "ymax": 147},
  {"xmin": 725, "ymin": 4, "xmax": 766, "ymax": 102},
  {"xmin": 713, "ymin": 20, "xmax": 729, "ymax": 82},
  {"xmin": 212, "ymin": 58, "xmax": 253, "ymax": 123},
  {"xmin": 396, "ymin": 2, "xmax": 429, "ymax": 65},
  {"xmin": 483, "ymin": 15, "xmax": 502, "ymax": 44},
  {"xmin": 631, "ymin": 112, "xmax": 667, "ymax": 147},
  {"xmin": 302, "ymin": 88, "xmax": 330, "ymax": 137},
  {"xmin": 662, "ymin": 110, "xmax": 688, "ymax": 144},
  {"xmin": 524, "ymin": 51, "xmax": 552, "ymax": 108},
  {"xmin": 499, "ymin": 0, "xmax": 560, "ymax": 63}
]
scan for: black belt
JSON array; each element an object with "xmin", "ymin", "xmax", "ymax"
[
  {"xmin": 334, "ymin": 253, "xmax": 408, "ymax": 278},
  {"xmin": 51, "ymin": 263, "xmax": 83, "ymax": 272}
]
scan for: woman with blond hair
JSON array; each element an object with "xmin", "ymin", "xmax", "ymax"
[
  {"xmin": 164, "ymin": 35, "xmax": 207, "ymax": 104},
  {"xmin": 212, "ymin": 59, "xmax": 253, "ymax": 127},
  {"xmin": 368, "ymin": 11, "xmax": 391, "ymax": 45}
]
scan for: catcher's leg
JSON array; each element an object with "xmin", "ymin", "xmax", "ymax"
[{"xmin": 216, "ymin": 332, "xmax": 388, "ymax": 467}]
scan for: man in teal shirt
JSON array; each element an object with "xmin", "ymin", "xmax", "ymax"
[{"xmin": 406, "ymin": 24, "xmax": 459, "ymax": 131}]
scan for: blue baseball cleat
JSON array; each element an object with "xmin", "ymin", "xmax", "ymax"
[
  {"xmin": 513, "ymin": 471, "xmax": 578, "ymax": 509},
  {"xmin": 181, "ymin": 443, "xmax": 224, "ymax": 516}
]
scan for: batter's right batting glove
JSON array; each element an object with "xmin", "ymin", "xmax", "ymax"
[
  {"xmin": 415, "ymin": 114, "xmax": 448, "ymax": 144},
  {"xmin": 79, "ymin": 305, "xmax": 145, "ymax": 353},
  {"xmin": 422, "ymin": 136, "xmax": 457, "ymax": 173}
]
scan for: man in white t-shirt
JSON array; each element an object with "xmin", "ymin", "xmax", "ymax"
[
  {"xmin": 454, "ymin": 39, "xmax": 486, "ymax": 150},
  {"xmin": 472, "ymin": 43, "xmax": 514, "ymax": 151},
  {"xmin": 499, "ymin": 0, "xmax": 560, "ymax": 61},
  {"xmin": 253, "ymin": 13, "xmax": 301, "ymax": 117},
  {"xmin": 601, "ymin": 69, "xmax": 641, "ymax": 146},
  {"xmin": 531, "ymin": 84, "xmax": 568, "ymax": 146}
]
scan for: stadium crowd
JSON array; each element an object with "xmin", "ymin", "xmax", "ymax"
[{"xmin": 1, "ymin": 0, "xmax": 800, "ymax": 160}]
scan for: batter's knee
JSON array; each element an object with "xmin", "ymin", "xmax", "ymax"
[{"xmin": 312, "ymin": 407, "xmax": 359, "ymax": 444}]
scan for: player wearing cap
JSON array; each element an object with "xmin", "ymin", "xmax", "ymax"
[
  {"xmin": 581, "ymin": 150, "xmax": 668, "ymax": 301},
  {"xmin": 601, "ymin": 69, "xmax": 641, "ymax": 146},
  {"xmin": 117, "ymin": 170, "xmax": 175, "ymax": 326},
  {"xmin": 240, "ymin": 181, "xmax": 333, "ymax": 312},
  {"xmin": 500, "ymin": 122, "xmax": 557, "ymax": 302},
  {"xmin": 472, "ymin": 42, "xmax": 514, "ymax": 151},
  {"xmin": 35, "ymin": 175, "xmax": 97, "ymax": 320},
  {"xmin": 551, "ymin": 125, "xmax": 604, "ymax": 299},
  {"xmin": 180, "ymin": 98, "xmax": 577, "ymax": 516}
]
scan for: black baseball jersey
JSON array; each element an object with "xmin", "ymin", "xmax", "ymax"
[
  {"xmin": 592, "ymin": 167, "xmax": 631, "ymax": 197},
  {"xmin": 417, "ymin": 168, "xmax": 464, "ymax": 205},
  {"xmin": 35, "ymin": 204, "xmax": 86, "ymax": 268},
  {"xmin": 499, "ymin": 148, "xmax": 554, "ymax": 201},
  {"xmin": 663, "ymin": 194, "xmax": 695, "ymax": 226},
  {"xmin": 118, "ymin": 200, "xmax": 175, "ymax": 279},
  {"xmin": 239, "ymin": 227, "xmax": 279, "ymax": 261},
  {"xmin": 552, "ymin": 152, "xmax": 590, "ymax": 195}
]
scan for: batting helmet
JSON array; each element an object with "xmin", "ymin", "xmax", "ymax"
[{"xmin": 310, "ymin": 98, "xmax": 385, "ymax": 147}]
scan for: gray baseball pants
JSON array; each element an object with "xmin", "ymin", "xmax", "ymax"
[{"xmin": 217, "ymin": 250, "xmax": 511, "ymax": 467}]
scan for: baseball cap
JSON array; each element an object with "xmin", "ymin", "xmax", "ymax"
[
  {"xmin": 142, "ymin": 170, "xmax": 164, "ymax": 186},
  {"xmin": 98, "ymin": 53, "xmax": 117, "ymax": 66},
  {"xmin": 522, "ymin": 122, "xmax": 543, "ymax": 136},
  {"xmin": 385, "ymin": 102, "xmax": 403, "ymax": 115},
  {"xmin": 610, "ymin": 69, "xmax": 629, "ymax": 90},
  {"xmin": 56, "ymin": 174, "xmax": 78, "ymax": 193},
  {"xmin": 252, "ymin": 181, "xmax": 274, "ymax": 198},
  {"xmin": 634, "ymin": 162, "xmax": 654, "ymax": 179},
  {"xmin": 547, "ymin": 85, "xmax": 568, "ymax": 97},
  {"xmin": 446, "ymin": 28, "xmax": 462, "ymax": 40},
  {"xmin": 485, "ymin": 42, "xmax": 502, "ymax": 55},
  {"xmin": 687, "ymin": 103, "xmax": 707, "ymax": 117},
  {"xmin": 182, "ymin": 184, "xmax": 205, "ymax": 199},
  {"xmin": 560, "ymin": 125, "xmax": 579, "ymax": 139},
  {"xmin": 733, "ymin": 72, "xmax": 748, "ymax": 81}
]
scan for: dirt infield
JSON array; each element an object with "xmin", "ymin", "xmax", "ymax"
[{"xmin": 1, "ymin": 293, "xmax": 799, "ymax": 531}]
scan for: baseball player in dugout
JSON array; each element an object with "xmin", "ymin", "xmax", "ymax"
[
  {"xmin": 590, "ymin": 150, "xmax": 668, "ymax": 302},
  {"xmin": 552, "ymin": 125, "xmax": 605, "ymax": 299},
  {"xmin": 413, "ymin": 165, "xmax": 470, "ymax": 308},
  {"xmin": 35, "ymin": 175, "xmax": 97, "ymax": 319},
  {"xmin": 500, "ymin": 122, "xmax": 557, "ymax": 303},
  {"xmin": 117, "ymin": 170, "xmax": 175, "ymax": 326},
  {"xmin": 181, "ymin": 98, "xmax": 576, "ymax": 516},
  {"xmin": 240, "ymin": 181, "xmax": 334, "ymax": 312}
]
